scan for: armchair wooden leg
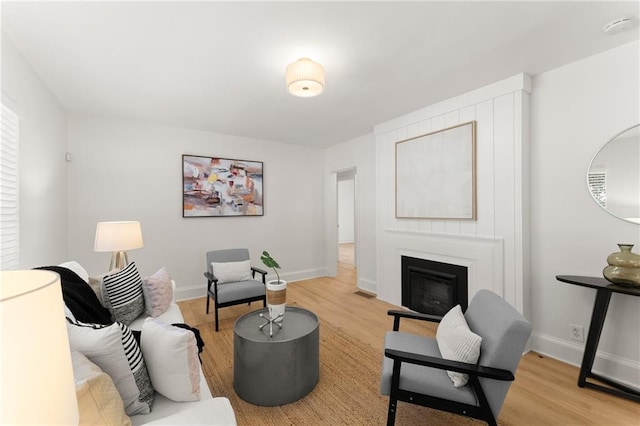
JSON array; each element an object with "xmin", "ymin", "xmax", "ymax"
[
  {"xmin": 206, "ymin": 294, "xmax": 210, "ymax": 314},
  {"xmin": 214, "ymin": 306, "xmax": 219, "ymax": 332},
  {"xmin": 386, "ymin": 399, "xmax": 397, "ymax": 426},
  {"xmin": 469, "ymin": 375, "xmax": 497, "ymax": 426},
  {"xmin": 387, "ymin": 359, "xmax": 401, "ymax": 426}
]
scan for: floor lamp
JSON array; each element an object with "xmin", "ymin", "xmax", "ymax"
[
  {"xmin": 94, "ymin": 221, "xmax": 144, "ymax": 271},
  {"xmin": 0, "ymin": 270, "xmax": 79, "ymax": 424}
]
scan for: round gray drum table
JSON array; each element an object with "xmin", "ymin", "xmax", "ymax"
[{"xmin": 233, "ymin": 306, "xmax": 319, "ymax": 406}]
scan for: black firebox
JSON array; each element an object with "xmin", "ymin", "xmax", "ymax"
[{"xmin": 401, "ymin": 256, "xmax": 468, "ymax": 317}]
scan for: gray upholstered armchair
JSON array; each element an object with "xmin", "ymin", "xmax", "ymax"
[
  {"xmin": 204, "ymin": 248, "xmax": 267, "ymax": 331},
  {"xmin": 380, "ymin": 289, "xmax": 531, "ymax": 426}
]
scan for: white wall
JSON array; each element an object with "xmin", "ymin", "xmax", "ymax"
[
  {"xmin": 530, "ymin": 40, "xmax": 640, "ymax": 387},
  {"xmin": 66, "ymin": 115, "xmax": 326, "ymax": 299},
  {"xmin": 337, "ymin": 178, "xmax": 354, "ymax": 243},
  {"xmin": 374, "ymin": 74, "xmax": 531, "ymax": 315},
  {"xmin": 324, "ymin": 133, "xmax": 377, "ymax": 293},
  {"xmin": 1, "ymin": 34, "xmax": 68, "ymax": 268}
]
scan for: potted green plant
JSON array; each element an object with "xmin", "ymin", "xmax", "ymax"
[{"xmin": 261, "ymin": 251, "xmax": 287, "ymax": 321}]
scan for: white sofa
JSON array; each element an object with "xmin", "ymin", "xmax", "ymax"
[{"xmin": 59, "ymin": 261, "xmax": 237, "ymax": 425}]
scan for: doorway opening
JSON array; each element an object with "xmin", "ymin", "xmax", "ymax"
[{"xmin": 337, "ymin": 169, "xmax": 356, "ymax": 285}]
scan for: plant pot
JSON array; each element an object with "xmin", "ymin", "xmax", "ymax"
[{"xmin": 266, "ymin": 280, "xmax": 287, "ymax": 322}]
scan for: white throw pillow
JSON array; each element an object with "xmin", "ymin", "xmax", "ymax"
[
  {"xmin": 436, "ymin": 305, "xmax": 482, "ymax": 387},
  {"xmin": 66, "ymin": 318, "xmax": 154, "ymax": 415},
  {"xmin": 140, "ymin": 318, "xmax": 201, "ymax": 402},
  {"xmin": 142, "ymin": 267, "xmax": 174, "ymax": 317},
  {"xmin": 211, "ymin": 260, "xmax": 252, "ymax": 284}
]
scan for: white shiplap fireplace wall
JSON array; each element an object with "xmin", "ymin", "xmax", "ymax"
[{"xmin": 374, "ymin": 74, "xmax": 531, "ymax": 317}]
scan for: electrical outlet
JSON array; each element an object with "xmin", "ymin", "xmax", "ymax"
[{"xmin": 570, "ymin": 324, "xmax": 584, "ymax": 342}]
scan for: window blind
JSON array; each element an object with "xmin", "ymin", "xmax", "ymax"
[{"xmin": 1, "ymin": 103, "xmax": 20, "ymax": 270}]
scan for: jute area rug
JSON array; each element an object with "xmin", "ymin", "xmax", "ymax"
[{"xmin": 198, "ymin": 316, "xmax": 481, "ymax": 425}]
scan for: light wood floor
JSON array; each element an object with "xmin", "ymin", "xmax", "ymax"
[
  {"xmin": 339, "ymin": 242, "xmax": 355, "ymax": 265},
  {"xmin": 179, "ymin": 251, "xmax": 640, "ymax": 425}
]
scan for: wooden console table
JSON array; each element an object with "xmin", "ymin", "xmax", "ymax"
[{"xmin": 556, "ymin": 275, "xmax": 640, "ymax": 402}]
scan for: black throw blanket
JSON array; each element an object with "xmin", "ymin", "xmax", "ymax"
[{"xmin": 35, "ymin": 266, "xmax": 113, "ymax": 325}]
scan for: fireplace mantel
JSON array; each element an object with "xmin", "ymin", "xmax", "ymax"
[
  {"xmin": 383, "ymin": 228, "xmax": 501, "ymax": 245},
  {"xmin": 376, "ymin": 228, "xmax": 519, "ymax": 312}
]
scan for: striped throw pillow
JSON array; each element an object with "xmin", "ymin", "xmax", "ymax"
[
  {"xmin": 103, "ymin": 262, "xmax": 146, "ymax": 325},
  {"xmin": 66, "ymin": 318, "xmax": 154, "ymax": 415}
]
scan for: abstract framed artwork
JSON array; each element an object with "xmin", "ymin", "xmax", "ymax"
[
  {"xmin": 395, "ymin": 121, "xmax": 476, "ymax": 220},
  {"xmin": 182, "ymin": 154, "xmax": 264, "ymax": 217}
]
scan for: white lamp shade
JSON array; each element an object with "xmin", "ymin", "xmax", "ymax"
[
  {"xmin": 94, "ymin": 221, "xmax": 144, "ymax": 252},
  {"xmin": 0, "ymin": 270, "xmax": 79, "ymax": 424},
  {"xmin": 286, "ymin": 58, "xmax": 325, "ymax": 97}
]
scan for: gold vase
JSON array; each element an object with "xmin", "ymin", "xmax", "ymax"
[{"xmin": 603, "ymin": 244, "xmax": 640, "ymax": 287}]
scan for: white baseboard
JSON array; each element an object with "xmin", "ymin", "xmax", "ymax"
[
  {"xmin": 281, "ymin": 267, "xmax": 327, "ymax": 283},
  {"xmin": 357, "ymin": 277, "xmax": 377, "ymax": 295},
  {"xmin": 175, "ymin": 285, "xmax": 207, "ymax": 301},
  {"xmin": 530, "ymin": 331, "xmax": 640, "ymax": 389},
  {"xmin": 175, "ymin": 267, "xmax": 328, "ymax": 302}
]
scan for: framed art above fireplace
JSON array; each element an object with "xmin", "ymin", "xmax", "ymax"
[{"xmin": 395, "ymin": 121, "xmax": 476, "ymax": 220}]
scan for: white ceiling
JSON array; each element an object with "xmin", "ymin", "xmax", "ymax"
[{"xmin": 2, "ymin": 1, "xmax": 639, "ymax": 148}]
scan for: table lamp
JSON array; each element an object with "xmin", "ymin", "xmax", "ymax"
[
  {"xmin": 0, "ymin": 270, "xmax": 79, "ymax": 424},
  {"xmin": 94, "ymin": 221, "xmax": 144, "ymax": 271}
]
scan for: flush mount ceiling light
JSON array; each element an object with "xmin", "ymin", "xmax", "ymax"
[
  {"xmin": 603, "ymin": 17, "xmax": 633, "ymax": 34},
  {"xmin": 286, "ymin": 58, "xmax": 325, "ymax": 97}
]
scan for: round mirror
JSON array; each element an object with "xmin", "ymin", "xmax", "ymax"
[{"xmin": 587, "ymin": 124, "xmax": 640, "ymax": 224}]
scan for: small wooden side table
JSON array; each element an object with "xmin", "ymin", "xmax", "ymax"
[{"xmin": 556, "ymin": 275, "xmax": 640, "ymax": 402}]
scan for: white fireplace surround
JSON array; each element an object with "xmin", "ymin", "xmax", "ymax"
[
  {"xmin": 374, "ymin": 74, "xmax": 530, "ymax": 318},
  {"xmin": 379, "ymin": 229, "xmax": 510, "ymax": 310}
]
